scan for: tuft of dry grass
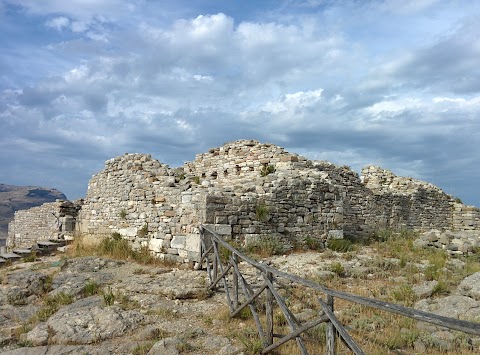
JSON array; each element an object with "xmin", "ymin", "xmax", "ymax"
[{"xmin": 66, "ymin": 233, "xmax": 162, "ymax": 266}]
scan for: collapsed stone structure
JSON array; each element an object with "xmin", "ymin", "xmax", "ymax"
[
  {"xmin": 6, "ymin": 140, "xmax": 480, "ymax": 263},
  {"xmin": 7, "ymin": 200, "xmax": 81, "ymax": 249}
]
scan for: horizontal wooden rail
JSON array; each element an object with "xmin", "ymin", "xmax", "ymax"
[{"xmin": 200, "ymin": 225, "xmax": 480, "ymax": 354}]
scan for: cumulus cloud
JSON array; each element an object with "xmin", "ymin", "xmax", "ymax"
[{"xmin": 1, "ymin": 1, "xmax": 480, "ymax": 206}]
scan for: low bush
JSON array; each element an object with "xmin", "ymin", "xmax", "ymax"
[
  {"xmin": 255, "ymin": 201, "xmax": 270, "ymax": 222},
  {"xmin": 245, "ymin": 235, "xmax": 284, "ymax": 257},
  {"xmin": 327, "ymin": 238, "xmax": 354, "ymax": 252}
]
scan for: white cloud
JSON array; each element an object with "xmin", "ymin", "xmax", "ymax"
[
  {"xmin": 1, "ymin": 2, "xmax": 480, "ymax": 206},
  {"xmin": 380, "ymin": 0, "xmax": 440, "ymax": 14},
  {"xmin": 261, "ymin": 89, "xmax": 323, "ymax": 114},
  {"xmin": 365, "ymin": 98, "xmax": 422, "ymax": 115},
  {"xmin": 45, "ymin": 16, "xmax": 70, "ymax": 31},
  {"xmin": 193, "ymin": 74, "xmax": 213, "ymax": 82}
]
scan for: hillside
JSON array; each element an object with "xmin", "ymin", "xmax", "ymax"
[{"xmin": 0, "ymin": 184, "xmax": 66, "ymax": 240}]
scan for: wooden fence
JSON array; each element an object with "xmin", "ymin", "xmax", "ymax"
[{"xmin": 199, "ymin": 225, "xmax": 480, "ymax": 354}]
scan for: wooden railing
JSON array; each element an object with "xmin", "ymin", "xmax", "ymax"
[{"xmin": 199, "ymin": 225, "xmax": 480, "ymax": 354}]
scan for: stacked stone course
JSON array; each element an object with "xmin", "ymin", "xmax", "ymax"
[
  {"xmin": 7, "ymin": 140, "xmax": 480, "ymax": 263},
  {"xmin": 7, "ymin": 200, "xmax": 80, "ymax": 248},
  {"xmin": 361, "ymin": 166, "xmax": 457, "ymax": 231}
]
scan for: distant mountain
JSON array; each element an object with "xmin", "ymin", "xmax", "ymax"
[{"xmin": 0, "ymin": 184, "xmax": 67, "ymax": 240}]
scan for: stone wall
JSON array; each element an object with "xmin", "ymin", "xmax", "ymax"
[
  {"xmin": 76, "ymin": 153, "xmax": 205, "ymax": 263},
  {"xmin": 76, "ymin": 142, "xmax": 346, "ymax": 262},
  {"xmin": 7, "ymin": 200, "xmax": 80, "ymax": 249},
  {"xmin": 9, "ymin": 140, "xmax": 479, "ymax": 262},
  {"xmin": 452, "ymin": 203, "xmax": 480, "ymax": 230},
  {"xmin": 361, "ymin": 166, "xmax": 480, "ymax": 231},
  {"xmin": 183, "ymin": 140, "xmax": 345, "ymax": 245}
]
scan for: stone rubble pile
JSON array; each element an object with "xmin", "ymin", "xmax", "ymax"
[{"xmin": 414, "ymin": 229, "xmax": 480, "ymax": 255}]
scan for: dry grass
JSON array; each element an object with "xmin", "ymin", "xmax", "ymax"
[
  {"xmin": 66, "ymin": 233, "xmax": 163, "ymax": 266},
  {"xmin": 64, "ymin": 230, "xmax": 480, "ymax": 354},
  {"xmin": 212, "ymin": 230, "xmax": 480, "ymax": 354}
]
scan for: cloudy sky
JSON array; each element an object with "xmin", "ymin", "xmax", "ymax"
[{"xmin": 0, "ymin": 0, "xmax": 479, "ymax": 206}]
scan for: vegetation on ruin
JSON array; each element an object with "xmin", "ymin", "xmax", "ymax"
[
  {"xmin": 326, "ymin": 238, "xmax": 355, "ymax": 252},
  {"xmin": 119, "ymin": 209, "xmax": 127, "ymax": 219},
  {"xmin": 260, "ymin": 164, "xmax": 276, "ymax": 177},
  {"xmin": 67, "ymin": 232, "xmax": 161, "ymax": 265},
  {"xmin": 137, "ymin": 223, "xmax": 149, "ymax": 237},
  {"xmin": 244, "ymin": 234, "xmax": 284, "ymax": 257},
  {"xmin": 255, "ymin": 200, "xmax": 270, "ymax": 222}
]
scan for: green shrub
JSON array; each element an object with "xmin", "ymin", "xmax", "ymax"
[
  {"xmin": 392, "ymin": 285, "xmax": 417, "ymax": 306},
  {"xmin": 132, "ymin": 343, "xmax": 154, "ymax": 355},
  {"xmin": 83, "ymin": 280, "xmax": 100, "ymax": 296},
  {"xmin": 329, "ymin": 262, "xmax": 346, "ymax": 277},
  {"xmin": 234, "ymin": 327, "xmax": 263, "ymax": 355},
  {"xmin": 119, "ymin": 209, "xmax": 127, "ymax": 219},
  {"xmin": 100, "ymin": 233, "xmax": 132, "ymax": 259},
  {"xmin": 327, "ymin": 238, "xmax": 354, "ymax": 252},
  {"xmin": 304, "ymin": 237, "xmax": 323, "ymax": 251},
  {"xmin": 22, "ymin": 251, "xmax": 38, "ymax": 263},
  {"xmin": 35, "ymin": 292, "xmax": 73, "ymax": 322},
  {"xmin": 102, "ymin": 287, "xmax": 115, "ymax": 306},
  {"xmin": 245, "ymin": 235, "xmax": 283, "ymax": 257},
  {"xmin": 255, "ymin": 201, "xmax": 269, "ymax": 222},
  {"xmin": 260, "ymin": 164, "xmax": 276, "ymax": 177},
  {"xmin": 431, "ymin": 280, "xmax": 449, "ymax": 296}
]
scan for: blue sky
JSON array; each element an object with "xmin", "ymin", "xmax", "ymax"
[{"xmin": 1, "ymin": 0, "xmax": 479, "ymax": 206}]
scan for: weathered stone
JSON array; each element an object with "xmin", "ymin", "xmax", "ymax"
[
  {"xmin": 148, "ymin": 337, "xmax": 180, "ymax": 355},
  {"xmin": 412, "ymin": 280, "xmax": 438, "ymax": 299},
  {"xmin": 34, "ymin": 301, "xmax": 144, "ymax": 345},
  {"xmin": 170, "ymin": 236, "xmax": 186, "ymax": 249},
  {"xmin": 185, "ymin": 233, "xmax": 201, "ymax": 254},
  {"xmin": 149, "ymin": 238, "xmax": 164, "ymax": 253},
  {"xmin": 457, "ymin": 272, "xmax": 480, "ymax": 300},
  {"xmin": 414, "ymin": 295, "xmax": 480, "ymax": 320}
]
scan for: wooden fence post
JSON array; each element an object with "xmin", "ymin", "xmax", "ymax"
[
  {"xmin": 213, "ymin": 239, "xmax": 218, "ymax": 282},
  {"xmin": 265, "ymin": 271, "xmax": 274, "ymax": 347},
  {"xmin": 232, "ymin": 253, "xmax": 239, "ymax": 308},
  {"xmin": 326, "ymin": 295, "xmax": 336, "ymax": 355}
]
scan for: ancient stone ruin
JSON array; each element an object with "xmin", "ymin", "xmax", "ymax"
[
  {"xmin": 7, "ymin": 200, "xmax": 81, "ymax": 249},
  {"xmin": 6, "ymin": 140, "xmax": 480, "ymax": 263}
]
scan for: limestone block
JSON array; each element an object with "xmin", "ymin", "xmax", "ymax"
[
  {"xmin": 149, "ymin": 238, "xmax": 164, "ymax": 253},
  {"xmin": 328, "ymin": 230, "xmax": 344, "ymax": 239},
  {"xmin": 164, "ymin": 210, "xmax": 176, "ymax": 217},
  {"xmin": 167, "ymin": 248, "xmax": 179, "ymax": 255},
  {"xmin": 171, "ymin": 235, "xmax": 186, "ymax": 249},
  {"xmin": 178, "ymin": 249, "xmax": 188, "ymax": 259},
  {"xmin": 181, "ymin": 193, "xmax": 192, "ymax": 203},
  {"xmin": 185, "ymin": 233, "xmax": 201, "ymax": 253},
  {"xmin": 118, "ymin": 227, "xmax": 137, "ymax": 237},
  {"xmin": 215, "ymin": 215, "xmax": 228, "ymax": 224},
  {"xmin": 155, "ymin": 196, "xmax": 166, "ymax": 203},
  {"xmin": 214, "ymin": 224, "xmax": 232, "ymax": 235}
]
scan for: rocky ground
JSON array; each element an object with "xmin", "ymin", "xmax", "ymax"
[
  {"xmin": 0, "ymin": 255, "xmax": 242, "ymax": 355},
  {"xmin": 1, "ymin": 240, "xmax": 480, "ymax": 354}
]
